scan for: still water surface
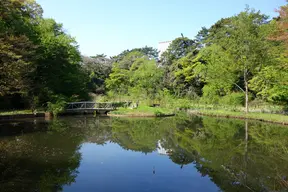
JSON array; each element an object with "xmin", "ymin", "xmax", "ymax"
[{"xmin": 0, "ymin": 115, "xmax": 288, "ymax": 192}]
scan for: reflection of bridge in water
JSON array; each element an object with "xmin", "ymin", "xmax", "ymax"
[{"xmin": 65, "ymin": 102, "xmax": 117, "ymax": 114}]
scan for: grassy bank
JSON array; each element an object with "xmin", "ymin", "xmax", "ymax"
[
  {"xmin": 108, "ymin": 106, "xmax": 174, "ymax": 117},
  {"xmin": 0, "ymin": 110, "xmax": 35, "ymax": 116},
  {"xmin": 189, "ymin": 109, "xmax": 288, "ymax": 125}
]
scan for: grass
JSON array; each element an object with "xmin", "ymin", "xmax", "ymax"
[
  {"xmin": 189, "ymin": 109, "xmax": 288, "ymax": 125},
  {"xmin": 109, "ymin": 105, "xmax": 174, "ymax": 117},
  {"xmin": 0, "ymin": 109, "xmax": 44, "ymax": 116},
  {"xmin": 0, "ymin": 110, "xmax": 34, "ymax": 116}
]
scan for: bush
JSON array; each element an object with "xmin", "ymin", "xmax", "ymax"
[
  {"xmin": 111, "ymin": 101, "xmax": 132, "ymax": 108},
  {"xmin": 201, "ymin": 85, "xmax": 221, "ymax": 104},
  {"xmin": 47, "ymin": 96, "xmax": 67, "ymax": 117},
  {"xmin": 154, "ymin": 109, "xmax": 165, "ymax": 117},
  {"xmin": 175, "ymin": 99, "xmax": 191, "ymax": 110},
  {"xmin": 220, "ymin": 92, "xmax": 245, "ymax": 106}
]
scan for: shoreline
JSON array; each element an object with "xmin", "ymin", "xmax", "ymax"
[
  {"xmin": 0, "ymin": 113, "xmax": 46, "ymax": 120},
  {"xmin": 188, "ymin": 110, "xmax": 288, "ymax": 126},
  {"xmin": 107, "ymin": 113, "xmax": 175, "ymax": 117},
  {"xmin": 1, "ymin": 109, "xmax": 287, "ymax": 125}
]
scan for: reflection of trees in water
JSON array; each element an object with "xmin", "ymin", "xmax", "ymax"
[
  {"xmin": 110, "ymin": 118, "xmax": 169, "ymax": 153},
  {"xmin": 1, "ymin": 116, "xmax": 288, "ymax": 191},
  {"xmin": 0, "ymin": 119, "xmax": 82, "ymax": 192},
  {"xmin": 173, "ymin": 117, "xmax": 288, "ymax": 192},
  {"xmin": 102, "ymin": 116, "xmax": 288, "ymax": 191},
  {"xmin": 169, "ymin": 147, "xmax": 198, "ymax": 169}
]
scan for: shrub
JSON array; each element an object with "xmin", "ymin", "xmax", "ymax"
[
  {"xmin": 175, "ymin": 99, "xmax": 191, "ymax": 110},
  {"xmin": 220, "ymin": 92, "xmax": 245, "ymax": 106},
  {"xmin": 47, "ymin": 96, "xmax": 67, "ymax": 117},
  {"xmin": 201, "ymin": 85, "xmax": 220, "ymax": 104},
  {"xmin": 154, "ymin": 109, "xmax": 164, "ymax": 117}
]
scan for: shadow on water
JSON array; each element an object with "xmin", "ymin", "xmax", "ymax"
[
  {"xmin": 1, "ymin": 115, "xmax": 288, "ymax": 191},
  {"xmin": 0, "ymin": 119, "xmax": 82, "ymax": 192}
]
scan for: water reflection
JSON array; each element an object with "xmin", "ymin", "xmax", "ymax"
[{"xmin": 0, "ymin": 115, "xmax": 288, "ymax": 191}]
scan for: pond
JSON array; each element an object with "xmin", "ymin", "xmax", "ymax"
[{"xmin": 0, "ymin": 114, "xmax": 288, "ymax": 192}]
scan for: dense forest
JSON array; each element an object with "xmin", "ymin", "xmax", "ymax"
[{"xmin": 1, "ymin": 0, "xmax": 287, "ymax": 113}]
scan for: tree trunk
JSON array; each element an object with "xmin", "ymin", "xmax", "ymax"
[
  {"xmin": 245, "ymin": 81, "xmax": 249, "ymax": 114},
  {"xmin": 245, "ymin": 120, "xmax": 248, "ymax": 154},
  {"xmin": 244, "ymin": 70, "xmax": 249, "ymax": 114},
  {"xmin": 244, "ymin": 120, "xmax": 248, "ymax": 187}
]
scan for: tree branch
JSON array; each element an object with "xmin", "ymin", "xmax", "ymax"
[{"xmin": 234, "ymin": 83, "xmax": 245, "ymax": 93}]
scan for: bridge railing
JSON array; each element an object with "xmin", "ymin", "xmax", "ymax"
[{"xmin": 65, "ymin": 101, "xmax": 132, "ymax": 111}]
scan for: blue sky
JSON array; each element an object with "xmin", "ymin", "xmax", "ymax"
[{"xmin": 37, "ymin": 0, "xmax": 285, "ymax": 57}]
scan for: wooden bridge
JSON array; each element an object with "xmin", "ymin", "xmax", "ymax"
[{"xmin": 65, "ymin": 102, "xmax": 117, "ymax": 114}]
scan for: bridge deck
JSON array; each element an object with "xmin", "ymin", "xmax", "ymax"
[{"xmin": 65, "ymin": 102, "xmax": 129, "ymax": 114}]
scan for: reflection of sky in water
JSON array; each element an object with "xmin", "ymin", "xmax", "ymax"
[
  {"xmin": 63, "ymin": 142, "xmax": 218, "ymax": 192},
  {"xmin": 2, "ymin": 116, "xmax": 287, "ymax": 192}
]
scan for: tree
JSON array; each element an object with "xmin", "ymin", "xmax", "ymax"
[
  {"xmin": 195, "ymin": 27, "xmax": 209, "ymax": 48},
  {"xmin": 172, "ymin": 52, "xmax": 205, "ymax": 98},
  {"xmin": 160, "ymin": 36, "xmax": 197, "ymax": 66},
  {"xmin": 269, "ymin": 2, "xmax": 288, "ymax": 54},
  {"xmin": 105, "ymin": 63, "xmax": 130, "ymax": 96},
  {"xmin": 106, "ymin": 51, "xmax": 146, "ymax": 96},
  {"xmin": 106, "ymin": 50, "xmax": 164, "ymax": 100},
  {"xmin": 0, "ymin": 0, "xmax": 39, "ymax": 96},
  {"xmin": 81, "ymin": 55, "xmax": 112, "ymax": 94},
  {"xmin": 112, "ymin": 46, "xmax": 158, "ymax": 62},
  {"xmin": 199, "ymin": 8, "xmax": 273, "ymax": 112},
  {"xmin": 228, "ymin": 8, "xmax": 272, "ymax": 113},
  {"xmin": 159, "ymin": 36, "xmax": 198, "ymax": 95},
  {"xmin": 129, "ymin": 59, "xmax": 164, "ymax": 101},
  {"xmin": 31, "ymin": 18, "xmax": 89, "ymax": 105},
  {"xmin": 248, "ymin": 3, "xmax": 288, "ymax": 104},
  {"xmin": 249, "ymin": 49, "xmax": 288, "ymax": 104},
  {"xmin": 1, "ymin": 0, "xmax": 89, "ymax": 110}
]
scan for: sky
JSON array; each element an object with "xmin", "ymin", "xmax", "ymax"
[{"xmin": 37, "ymin": 0, "xmax": 285, "ymax": 57}]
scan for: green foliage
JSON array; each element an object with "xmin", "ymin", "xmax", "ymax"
[
  {"xmin": 0, "ymin": 0, "xmax": 90, "ymax": 110},
  {"xmin": 172, "ymin": 52, "xmax": 205, "ymax": 98},
  {"xmin": 47, "ymin": 96, "xmax": 67, "ymax": 116},
  {"xmin": 220, "ymin": 92, "xmax": 245, "ymax": 106},
  {"xmin": 33, "ymin": 18, "xmax": 89, "ymax": 104},
  {"xmin": 192, "ymin": 8, "xmax": 277, "ymax": 112},
  {"xmin": 0, "ymin": 0, "xmax": 38, "ymax": 96},
  {"xmin": 160, "ymin": 36, "xmax": 201, "ymax": 97},
  {"xmin": 129, "ymin": 59, "xmax": 164, "ymax": 100},
  {"xmin": 161, "ymin": 36, "xmax": 197, "ymax": 66},
  {"xmin": 154, "ymin": 110, "xmax": 164, "ymax": 117},
  {"xmin": 109, "ymin": 105, "xmax": 173, "ymax": 116},
  {"xmin": 200, "ymin": 85, "xmax": 221, "ymax": 104},
  {"xmin": 2, "ymin": 1, "xmax": 288, "ymax": 114},
  {"xmin": 112, "ymin": 46, "xmax": 159, "ymax": 61},
  {"xmin": 249, "ymin": 56, "xmax": 288, "ymax": 104},
  {"xmin": 106, "ymin": 50, "xmax": 164, "ymax": 101},
  {"xmin": 81, "ymin": 55, "xmax": 112, "ymax": 94}
]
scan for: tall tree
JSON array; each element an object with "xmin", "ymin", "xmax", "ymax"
[
  {"xmin": 129, "ymin": 59, "xmax": 164, "ymax": 101},
  {"xmin": 0, "ymin": 0, "xmax": 40, "ymax": 96},
  {"xmin": 31, "ymin": 18, "xmax": 89, "ymax": 105},
  {"xmin": 112, "ymin": 46, "xmax": 158, "ymax": 62},
  {"xmin": 159, "ymin": 36, "xmax": 198, "ymax": 95},
  {"xmin": 249, "ymin": 3, "xmax": 288, "ymax": 104},
  {"xmin": 199, "ymin": 8, "xmax": 273, "ymax": 112},
  {"xmin": 81, "ymin": 55, "xmax": 112, "ymax": 94},
  {"xmin": 228, "ymin": 8, "xmax": 272, "ymax": 113},
  {"xmin": 160, "ymin": 36, "xmax": 197, "ymax": 66}
]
